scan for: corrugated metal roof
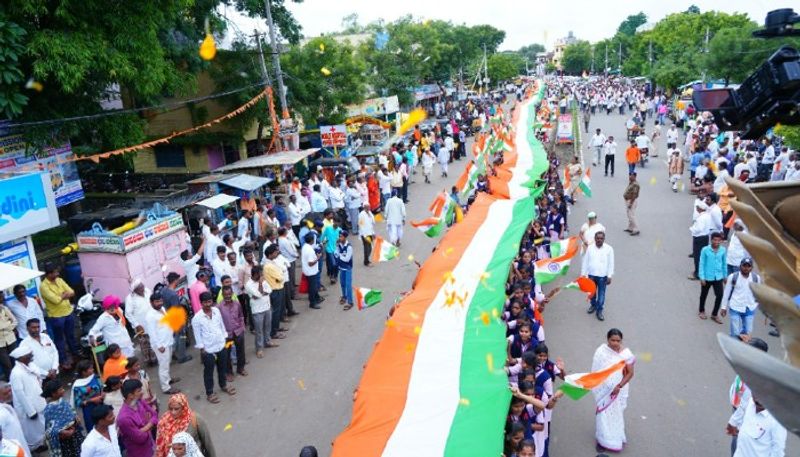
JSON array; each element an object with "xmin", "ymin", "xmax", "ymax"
[{"xmin": 213, "ymin": 149, "xmax": 319, "ymax": 172}]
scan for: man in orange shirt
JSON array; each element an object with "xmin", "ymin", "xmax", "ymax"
[{"xmin": 625, "ymin": 140, "xmax": 640, "ymax": 175}]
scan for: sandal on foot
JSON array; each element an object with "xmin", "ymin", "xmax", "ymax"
[
  {"xmin": 207, "ymin": 394, "xmax": 220, "ymax": 404},
  {"xmin": 698, "ymin": 312, "xmax": 708, "ymax": 320},
  {"xmin": 222, "ymin": 387, "xmax": 236, "ymax": 396},
  {"xmin": 343, "ymin": 303, "xmax": 353, "ymax": 310}
]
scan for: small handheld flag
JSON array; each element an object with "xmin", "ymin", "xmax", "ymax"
[
  {"xmin": 564, "ymin": 276, "xmax": 597, "ymax": 299},
  {"xmin": 354, "ymin": 288, "xmax": 383, "ymax": 310}
]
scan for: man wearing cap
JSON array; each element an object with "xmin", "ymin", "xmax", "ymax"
[
  {"xmin": 88, "ymin": 296, "xmax": 134, "ymax": 358},
  {"xmin": 721, "ymin": 258, "xmax": 761, "ymax": 341},
  {"xmin": 143, "ymin": 292, "xmax": 181, "ymax": 395},
  {"xmin": 689, "ymin": 201, "xmax": 714, "ymax": 280},
  {"xmin": 124, "ymin": 280, "xmax": 156, "ymax": 366},
  {"xmin": 579, "ymin": 212, "xmax": 605, "ymax": 252},
  {"xmin": 18, "ymin": 319, "xmax": 58, "ymax": 379},
  {"xmin": 9, "ymin": 347, "xmax": 45, "ymax": 449}
]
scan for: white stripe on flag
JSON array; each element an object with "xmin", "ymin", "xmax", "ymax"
[
  {"xmin": 508, "ymin": 99, "xmax": 534, "ymax": 200},
  {"xmin": 382, "ymin": 201, "xmax": 515, "ymax": 457}
]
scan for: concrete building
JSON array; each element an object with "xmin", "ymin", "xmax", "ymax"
[
  {"xmin": 132, "ymin": 72, "xmax": 263, "ymax": 175},
  {"xmin": 551, "ymin": 31, "xmax": 578, "ymax": 70}
]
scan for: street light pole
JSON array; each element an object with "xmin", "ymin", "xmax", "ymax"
[{"xmin": 263, "ymin": 0, "xmax": 289, "ymax": 119}]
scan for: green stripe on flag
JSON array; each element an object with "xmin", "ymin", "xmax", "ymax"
[
  {"xmin": 559, "ymin": 381, "xmax": 591, "ymax": 400},
  {"xmin": 363, "ymin": 289, "xmax": 382, "ymax": 307},
  {"xmin": 444, "ymin": 197, "xmax": 536, "ymax": 457}
]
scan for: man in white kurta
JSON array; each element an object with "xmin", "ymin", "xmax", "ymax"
[
  {"xmin": 143, "ymin": 293, "xmax": 179, "ymax": 394},
  {"xmin": 384, "ymin": 192, "xmax": 406, "ymax": 246},
  {"xmin": 88, "ymin": 296, "xmax": 134, "ymax": 358},
  {"xmin": 8, "ymin": 347, "xmax": 45, "ymax": 449},
  {"xmin": 18, "ymin": 319, "xmax": 58, "ymax": 377},
  {"xmin": 0, "ymin": 382, "xmax": 31, "ymax": 457}
]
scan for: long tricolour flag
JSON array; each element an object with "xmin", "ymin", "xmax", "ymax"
[
  {"xmin": 354, "ymin": 287, "xmax": 382, "ymax": 310},
  {"xmin": 534, "ymin": 237, "xmax": 579, "ymax": 284},
  {"xmin": 371, "ymin": 236, "xmax": 399, "ymax": 263},
  {"xmin": 411, "ymin": 217, "xmax": 445, "ymax": 238},
  {"xmin": 559, "ymin": 360, "xmax": 626, "ymax": 400}
]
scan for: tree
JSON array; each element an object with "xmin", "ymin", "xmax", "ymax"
[
  {"xmin": 517, "ymin": 43, "xmax": 546, "ymax": 65},
  {"xmin": 775, "ymin": 125, "xmax": 800, "ymax": 150},
  {"xmin": 705, "ymin": 25, "xmax": 800, "ymax": 84},
  {"xmin": 0, "ymin": 15, "xmax": 26, "ymax": 118},
  {"xmin": 617, "ymin": 12, "xmax": 647, "ymax": 36},
  {"xmin": 487, "ymin": 53, "xmax": 524, "ymax": 83},
  {"xmin": 1, "ymin": 0, "xmax": 302, "ymax": 165},
  {"xmin": 561, "ymin": 41, "xmax": 592, "ymax": 74},
  {"xmin": 686, "ymin": 5, "xmax": 701, "ymax": 14},
  {"xmin": 340, "ymin": 13, "xmax": 363, "ymax": 34},
  {"xmin": 281, "ymin": 37, "xmax": 366, "ymax": 125}
]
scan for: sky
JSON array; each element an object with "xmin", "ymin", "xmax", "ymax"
[{"xmin": 223, "ymin": 0, "xmax": 779, "ymax": 50}]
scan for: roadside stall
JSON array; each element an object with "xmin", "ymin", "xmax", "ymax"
[
  {"xmin": 218, "ymin": 174, "xmax": 272, "ymax": 213},
  {"xmin": 188, "ymin": 194, "xmax": 240, "ymax": 241},
  {"xmin": 76, "ymin": 204, "xmax": 188, "ymax": 299},
  {"xmin": 213, "ymin": 148, "xmax": 318, "ymax": 199}
]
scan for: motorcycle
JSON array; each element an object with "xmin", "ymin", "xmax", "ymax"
[{"xmin": 76, "ymin": 279, "xmax": 105, "ymax": 363}]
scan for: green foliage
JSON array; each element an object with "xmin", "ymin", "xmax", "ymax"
[
  {"xmin": 0, "ymin": 0, "xmax": 300, "ymax": 172},
  {"xmin": 229, "ymin": 0, "xmax": 304, "ymax": 45},
  {"xmin": 705, "ymin": 26, "xmax": 800, "ymax": 85},
  {"xmin": 545, "ymin": 62, "xmax": 557, "ymax": 74},
  {"xmin": 487, "ymin": 53, "xmax": 524, "ymax": 83},
  {"xmin": 617, "ymin": 12, "xmax": 647, "ymax": 36},
  {"xmin": 775, "ymin": 125, "xmax": 800, "ymax": 150},
  {"xmin": 281, "ymin": 36, "xmax": 367, "ymax": 125},
  {"xmin": 357, "ymin": 17, "xmax": 505, "ymax": 105},
  {"xmin": 0, "ymin": 15, "xmax": 27, "ymax": 118},
  {"xmin": 518, "ymin": 43, "xmax": 545, "ymax": 62},
  {"xmin": 561, "ymin": 41, "xmax": 592, "ymax": 74}
]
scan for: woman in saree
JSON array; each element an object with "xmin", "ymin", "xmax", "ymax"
[
  {"xmin": 155, "ymin": 393, "xmax": 216, "ymax": 457},
  {"xmin": 42, "ymin": 379, "xmax": 84, "ymax": 457},
  {"xmin": 592, "ymin": 328, "xmax": 635, "ymax": 453}
]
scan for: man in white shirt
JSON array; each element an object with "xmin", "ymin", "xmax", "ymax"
[
  {"xmin": 726, "ymin": 396, "xmax": 786, "ymax": 457},
  {"xmin": 602, "ymin": 136, "xmax": 617, "ymax": 177},
  {"xmin": 80, "ymin": 404, "xmax": 122, "ymax": 457},
  {"xmin": 706, "ymin": 193, "xmax": 724, "ymax": 233},
  {"xmin": 143, "ymin": 292, "xmax": 180, "ymax": 394},
  {"xmin": 358, "ymin": 205, "xmax": 375, "ymax": 266},
  {"xmin": 726, "ymin": 338, "xmax": 769, "ymax": 456},
  {"xmin": 580, "ymin": 231, "xmax": 614, "ymax": 321},
  {"xmin": 689, "ymin": 201, "xmax": 714, "ymax": 280},
  {"xmin": 211, "ymin": 246, "xmax": 229, "ymax": 284},
  {"xmin": 384, "ymin": 190, "xmax": 406, "ymax": 247},
  {"xmin": 785, "ymin": 157, "xmax": 800, "ymax": 181},
  {"xmin": 89, "ymin": 295, "xmax": 135, "ymax": 357},
  {"xmin": 192, "ymin": 291, "xmax": 235, "ymax": 402},
  {"xmin": 579, "ymin": 212, "xmax": 606, "ymax": 251},
  {"xmin": 246, "ymin": 265, "xmax": 275, "ymax": 357},
  {"xmin": 589, "ymin": 128, "xmax": 606, "ymax": 167},
  {"xmin": 666, "ymin": 124, "xmax": 679, "ymax": 149},
  {"xmin": 720, "ymin": 258, "xmax": 760, "ymax": 341},
  {"xmin": 771, "ymin": 146, "xmax": 791, "ymax": 181},
  {"xmin": 7, "ymin": 286, "xmax": 45, "ymax": 339},
  {"xmin": 377, "ymin": 167, "xmax": 392, "ymax": 209},
  {"xmin": 19, "ymin": 319, "xmax": 58, "ymax": 378},
  {"xmin": 635, "ymin": 131, "xmax": 650, "ymax": 156},
  {"xmin": 180, "ymin": 237, "xmax": 205, "ymax": 287},
  {"xmin": 124, "ymin": 280, "xmax": 156, "ymax": 365},
  {"xmin": 0, "ymin": 382, "xmax": 30, "ymax": 457},
  {"xmin": 287, "ymin": 194, "xmax": 302, "ymax": 235},
  {"xmin": 201, "ymin": 220, "xmax": 225, "ymax": 263},
  {"xmin": 345, "ymin": 181, "xmax": 362, "ymax": 236},
  {"xmin": 237, "ymin": 210, "xmax": 250, "ymax": 241},
  {"xmin": 277, "ymin": 225, "xmax": 299, "ymax": 303},
  {"xmin": 9, "ymin": 347, "xmax": 45, "ymax": 449},
  {"xmin": 301, "ymin": 233, "xmax": 322, "ymax": 309}
]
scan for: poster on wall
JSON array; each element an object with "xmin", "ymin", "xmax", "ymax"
[
  {"xmin": 347, "ymin": 95, "xmax": 400, "ymax": 117},
  {"xmin": 0, "ymin": 237, "xmax": 40, "ymax": 297},
  {"xmin": 0, "ymin": 172, "xmax": 60, "ymax": 244},
  {"xmin": 0, "ymin": 134, "xmax": 85, "ymax": 207}
]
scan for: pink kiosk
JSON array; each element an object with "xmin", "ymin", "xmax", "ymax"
[{"xmin": 76, "ymin": 204, "xmax": 189, "ymax": 299}]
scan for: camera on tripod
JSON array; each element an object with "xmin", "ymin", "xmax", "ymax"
[{"xmin": 693, "ymin": 8, "xmax": 800, "ymax": 139}]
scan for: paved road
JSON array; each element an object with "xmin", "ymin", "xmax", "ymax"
[
  {"xmin": 547, "ymin": 111, "xmax": 799, "ymax": 456},
  {"xmin": 159, "ymin": 149, "xmax": 471, "ymax": 456}
]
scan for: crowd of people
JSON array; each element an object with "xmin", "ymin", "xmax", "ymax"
[{"xmin": 0, "ymin": 90, "xmax": 508, "ymax": 457}]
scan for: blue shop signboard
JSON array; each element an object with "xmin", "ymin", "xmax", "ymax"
[{"xmin": 0, "ymin": 172, "xmax": 60, "ymax": 244}]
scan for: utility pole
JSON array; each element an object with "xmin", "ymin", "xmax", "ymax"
[
  {"xmin": 604, "ymin": 44, "xmax": 608, "ymax": 75},
  {"xmin": 617, "ymin": 41, "xmax": 622, "ymax": 71},
  {"xmin": 255, "ymin": 30, "xmax": 279, "ymax": 153},
  {"xmin": 648, "ymin": 40, "xmax": 653, "ymax": 72},
  {"xmin": 701, "ymin": 26, "xmax": 710, "ymax": 83},
  {"xmin": 483, "ymin": 43, "xmax": 489, "ymax": 93},
  {"xmin": 590, "ymin": 46, "xmax": 595, "ymax": 74},
  {"xmin": 263, "ymin": 0, "xmax": 289, "ymax": 119},
  {"xmin": 254, "ymin": 31, "xmax": 273, "ymax": 87}
]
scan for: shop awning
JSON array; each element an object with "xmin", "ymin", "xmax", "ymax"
[
  {"xmin": 213, "ymin": 149, "xmax": 319, "ymax": 172},
  {"xmin": 0, "ymin": 262, "xmax": 43, "ymax": 291},
  {"xmin": 195, "ymin": 194, "xmax": 240, "ymax": 209},
  {"xmin": 220, "ymin": 174, "xmax": 272, "ymax": 192}
]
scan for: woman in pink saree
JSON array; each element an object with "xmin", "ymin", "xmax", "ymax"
[{"xmin": 592, "ymin": 328, "xmax": 636, "ymax": 453}]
